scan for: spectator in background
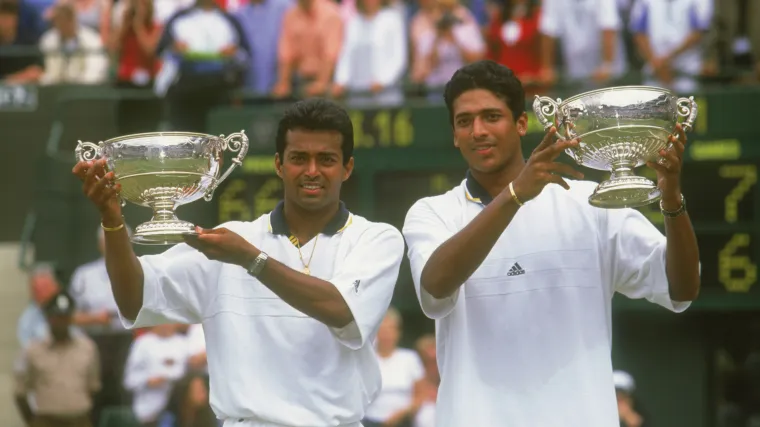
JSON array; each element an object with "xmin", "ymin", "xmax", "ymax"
[
  {"xmin": 153, "ymin": 0, "xmax": 250, "ymax": 132},
  {"xmin": 701, "ymin": 0, "xmax": 760, "ymax": 83},
  {"xmin": 614, "ymin": 370, "xmax": 650, "ymax": 427},
  {"xmin": 124, "ymin": 324, "xmax": 190, "ymax": 427},
  {"xmin": 272, "ymin": 0, "xmax": 343, "ymax": 98},
  {"xmin": 234, "ymin": 0, "xmax": 292, "ymax": 96},
  {"xmin": 14, "ymin": 291, "xmax": 101, "ymax": 427},
  {"xmin": 538, "ymin": 0, "xmax": 626, "ymax": 89},
  {"xmin": 0, "ymin": 0, "xmax": 44, "ymax": 83},
  {"xmin": 363, "ymin": 308, "xmax": 424, "ymax": 427},
  {"xmin": 17, "ymin": 264, "xmax": 75, "ymax": 348},
  {"xmin": 185, "ymin": 323, "xmax": 208, "ymax": 374},
  {"xmin": 160, "ymin": 372, "xmax": 217, "ymax": 427},
  {"xmin": 485, "ymin": 0, "xmax": 541, "ymax": 90},
  {"xmin": 44, "ymin": 0, "xmax": 104, "ymax": 30},
  {"xmin": 332, "ymin": 0, "xmax": 407, "ymax": 107},
  {"xmin": 629, "ymin": 0, "xmax": 712, "ymax": 94},
  {"xmin": 38, "ymin": 3, "xmax": 108, "ymax": 84},
  {"xmin": 409, "ymin": 0, "xmax": 484, "ymax": 99},
  {"xmin": 412, "ymin": 334, "xmax": 438, "ymax": 427},
  {"xmin": 109, "ymin": 0, "xmax": 163, "ymax": 134}
]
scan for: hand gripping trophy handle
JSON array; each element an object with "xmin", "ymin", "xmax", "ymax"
[
  {"xmin": 676, "ymin": 96, "xmax": 698, "ymax": 133},
  {"xmin": 203, "ymin": 130, "xmax": 250, "ymax": 202},
  {"xmin": 532, "ymin": 96, "xmax": 568, "ymax": 140},
  {"xmin": 74, "ymin": 140, "xmax": 127, "ymax": 208}
]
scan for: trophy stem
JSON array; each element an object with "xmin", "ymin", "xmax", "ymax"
[
  {"xmin": 132, "ymin": 200, "xmax": 197, "ymax": 245},
  {"xmin": 588, "ymin": 160, "xmax": 661, "ymax": 209},
  {"xmin": 150, "ymin": 200, "xmax": 179, "ymax": 222}
]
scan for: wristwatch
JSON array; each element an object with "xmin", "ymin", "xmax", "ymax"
[
  {"xmin": 660, "ymin": 194, "xmax": 687, "ymax": 218},
  {"xmin": 247, "ymin": 252, "xmax": 269, "ymax": 277}
]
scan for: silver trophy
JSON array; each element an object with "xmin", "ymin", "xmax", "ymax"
[
  {"xmin": 533, "ymin": 86, "xmax": 698, "ymax": 208},
  {"xmin": 75, "ymin": 131, "xmax": 249, "ymax": 244}
]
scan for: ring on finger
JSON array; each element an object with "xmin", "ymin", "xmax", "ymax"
[{"xmin": 657, "ymin": 157, "xmax": 670, "ymax": 168}]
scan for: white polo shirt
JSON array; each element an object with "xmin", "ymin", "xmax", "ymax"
[
  {"xmin": 118, "ymin": 202, "xmax": 404, "ymax": 427},
  {"xmin": 402, "ymin": 173, "xmax": 692, "ymax": 427}
]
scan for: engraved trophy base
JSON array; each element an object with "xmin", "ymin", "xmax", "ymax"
[
  {"xmin": 589, "ymin": 164, "xmax": 662, "ymax": 209},
  {"xmin": 132, "ymin": 206, "xmax": 198, "ymax": 245}
]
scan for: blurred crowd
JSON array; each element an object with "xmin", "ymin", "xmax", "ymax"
[{"xmin": 1, "ymin": 0, "xmax": 760, "ymax": 131}]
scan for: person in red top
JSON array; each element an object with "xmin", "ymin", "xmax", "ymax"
[
  {"xmin": 110, "ymin": 0, "xmax": 163, "ymax": 134},
  {"xmin": 485, "ymin": 0, "xmax": 542, "ymax": 93}
]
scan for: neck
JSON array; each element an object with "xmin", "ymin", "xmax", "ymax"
[
  {"xmin": 283, "ymin": 200, "xmax": 339, "ymax": 243},
  {"xmin": 470, "ymin": 156, "xmax": 525, "ymax": 199},
  {"xmin": 376, "ymin": 345, "xmax": 395, "ymax": 358}
]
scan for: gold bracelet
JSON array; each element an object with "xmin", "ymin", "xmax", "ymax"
[
  {"xmin": 509, "ymin": 182, "xmax": 524, "ymax": 206},
  {"xmin": 101, "ymin": 222, "xmax": 125, "ymax": 232}
]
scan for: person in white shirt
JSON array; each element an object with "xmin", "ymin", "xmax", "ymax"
[
  {"xmin": 629, "ymin": 0, "xmax": 713, "ymax": 93},
  {"xmin": 185, "ymin": 323, "xmax": 208, "ymax": 373},
  {"xmin": 72, "ymin": 98, "xmax": 405, "ymax": 427},
  {"xmin": 363, "ymin": 307, "xmax": 424, "ymax": 427},
  {"xmin": 538, "ymin": 0, "xmax": 626, "ymax": 88},
  {"xmin": 123, "ymin": 324, "xmax": 189, "ymax": 426},
  {"xmin": 402, "ymin": 60, "xmax": 701, "ymax": 427}
]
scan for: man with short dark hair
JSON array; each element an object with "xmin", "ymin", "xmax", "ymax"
[
  {"xmin": 72, "ymin": 98, "xmax": 404, "ymax": 427},
  {"xmin": 402, "ymin": 60, "xmax": 700, "ymax": 426},
  {"xmin": 14, "ymin": 291, "xmax": 101, "ymax": 427}
]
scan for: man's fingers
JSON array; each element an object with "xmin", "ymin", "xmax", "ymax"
[
  {"xmin": 549, "ymin": 162, "xmax": 585, "ymax": 180},
  {"xmin": 535, "ymin": 138, "xmax": 580, "ymax": 161},
  {"xmin": 548, "ymin": 174, "xmax": 570, "ymax": 190},
  {"xmin": 675, "ymin": 123, "xmax": 687, "ymax": 146},
  {"xmin": 532, "ymin": 126, "xmax": 557, "ymax": 154},
  {"xmin": 72, "ymin": 161, "xmax": 90, "ymax": 180}
]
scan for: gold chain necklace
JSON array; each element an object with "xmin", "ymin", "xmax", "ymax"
[{"xmin": 295, "ymin": 234, "xmax": 319, "ymax": 275}]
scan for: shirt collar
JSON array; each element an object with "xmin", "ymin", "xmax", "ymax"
[
  {"xmin": 464, "ymin": 170, "xmax": 493, "ymax": 206},
  {"xmin": 268, "ymin": 200, "xmax": 352, "ymax": 237}
]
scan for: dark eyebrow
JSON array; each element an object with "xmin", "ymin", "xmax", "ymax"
[{"xmin": 454, "ymin": 108, "xmax": 503, "ymax": 121}]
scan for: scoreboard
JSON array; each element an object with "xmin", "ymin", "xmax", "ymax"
[{"xmin": 206, "ymin": 94, "xmax": 760, "ymax": 310}]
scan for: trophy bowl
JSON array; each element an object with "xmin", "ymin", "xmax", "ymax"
[
  {"xmin": 75, "ymin": 131, "xmax": 249, "ymax": 245},
  {"xmin": 533, "ymin": 86, "xmax": 698, "ymax": 209}
]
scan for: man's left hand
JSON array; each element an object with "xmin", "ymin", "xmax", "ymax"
[
  {"xmin": 647, "ymin": 123, "xmax": 687, "ymax": 209},
  {"xmin": 184, "ymin": 227, "xmax": 258, "ymax": 268}
]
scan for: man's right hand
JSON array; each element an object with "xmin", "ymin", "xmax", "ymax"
[
  {"xmin": 511, "ymin": 126, "xmax": 584, "ymax": 203},
  {"xmin": 72, "ymin": 159, "xmax": 123, "ymax": 225}
]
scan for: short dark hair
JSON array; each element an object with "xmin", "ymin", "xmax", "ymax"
[
  {"xmin": 443, "ymin": 60, "xmax": 525, "ymax": 125},
  {"xmin": 275, "ymin": 98, "xmax": 354, "ymax": 165},
  {"xmin": 0, "ymin": 0, "xmax": 19, "ymax": 15}
]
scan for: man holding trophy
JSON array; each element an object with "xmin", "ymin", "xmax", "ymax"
[
  {"xmin": 71, "ymin": 98, "xmax": 405, "ymax": 427},
  {"xmin": 403, "ymin": 60, "xmax": 700, "ymax": 426}
]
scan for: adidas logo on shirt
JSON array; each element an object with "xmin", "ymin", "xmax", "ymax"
[{"xmin": 507, "ymin": 262, "xmax": 525, "ymax": 276}]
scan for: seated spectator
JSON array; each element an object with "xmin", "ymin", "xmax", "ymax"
[
  {"xmin": 154, "ymin": 0, "xmax": 250, "ymax": 132},
  {"xmin": 0, "ymin": 0, "xmax": 44, "ymax": 83},
  {"xmin": 185, "ymin": 324, "xmax": 208, "ymax": 374},
  {"xmin": 159, "ymin": 372, "xmax": 217, "ymax": 427},
  {"xmin": 485, "ymin": 0, "xmax": 541, "ymax": 88},
  {"xmin": 363, "ymin": 308, "xmax": 424, "ymax": 427},
  {"xmin": 630, "ymin": 0, "xmax": 712, "ymax": 93},
  {"xmin": 701, "ymin": 0, "xmax": 758, "ymax": 82},
  {"xmin": 44, "ymin": 0, "xmax": 104, "ymax": 30},
  {"xmin": 409, "ymin": 0, "xmax": 484, "ymax": 97},
  {"xmin": 17, "ymin": 264, "xmax": 85, "ymax": 348},
  {"xmin": 234, "ymin": 0, "xmax": 292, "ymax": 96},
  {"xmin": 412, "ymin": 334, "xmax": 438, "ymax": 427},
  {"xmin": 38, "ymin": 2, "xmax": 108, "ymax": 85},
  {"xmin": 109, "ymin": 0, "xmax": 163, "ymax": 134},
  {"xmin": 124, "ymin": 324, "xmax": 191, "ymax": 427},
  {"xmin": 14, "ymin": 291, "xmax": 101, "ymax": 427},
  {"xmin": 332, "ymin": 0, "xmax": 407, "ymax": 107},
  {"xmin": 272, "ymin": 0, "xmax": 343, "ymax": 98}
]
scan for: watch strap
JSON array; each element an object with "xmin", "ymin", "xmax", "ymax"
[{"xmin": 247, "ymin": 252, "xmax": 269, "ymax": 277}]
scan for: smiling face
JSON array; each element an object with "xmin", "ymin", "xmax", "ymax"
[
  {"xmin": 451, "ymin": 88, "xmax": 527, "ymax": 174},
  {"xmin": 275, "ymin": 129, "xmax": 354, "ymax": 211}
]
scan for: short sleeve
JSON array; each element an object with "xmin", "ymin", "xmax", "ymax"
[
  {"xmin": 601, "ymin": 208, "xmax": 692, "ymax": 313},
  {"xmin": 538, "ymin": 0, "xmax": 561, "ymax": 37},
  {"xmin": 597, "ymin": 0, "xmax": 622, "ymax": 30},
  {"xmin": 402, "ymin": 200, "xmax": 459, "ymax": 320},
  {"xmin": 329, "ymin": 225, "xmax": 404, "ymax": 350},
  {"xmin": 689, "ymin": 0, "xmax": 713, "ymax": 31},
  {"xmin": 628, "ymin": 0, "xmax": 649, "ymax": 33},
  {"xmin": 118, "ymin": 244, "xmax": 222, "ymax": 329}
]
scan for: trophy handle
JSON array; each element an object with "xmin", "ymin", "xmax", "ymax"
[
  {"xmin": 532, "ymin": 95, "xmax": 567, "ymax": 140},
  {"xmin": 676, "ymin": 96, "xmax": 698, "ymax": 132},
  {"xmin": 75, "ymin": 140, "xmax": 103, "ymax": 162},
  {"xmin": 204, "ymin": 130, "xmax": 249, "ymax": 202}
]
